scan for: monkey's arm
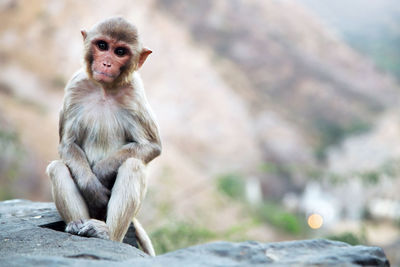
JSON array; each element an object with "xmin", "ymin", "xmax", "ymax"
[
  {"xmin": 59, "ymin": 110, "xmax": 110, "ymax": 219},
  {"xmin": 59, "ymin": 140, "xmax": 95, "ymax": 186},
  {"xmin": 93, "ymin": 143, "xmax": 161, "ymax": 189},
  {"xmin": 59, "ymin": 140, "xmax": 111, "ymax": 220},
  {"xmin": 109, "ymin": 140, "xmax": 161, "ymax": 165},
  {"xmin": 58, "ymin": 108, "xmax": 94, "ymax": 186},
  {"xmin": 93, "ymin": 118, "xmax": 161, "ymax": 187},
  {"xmin": 93, "ymin": 140, "xmax": 161, "ymax": 187}
]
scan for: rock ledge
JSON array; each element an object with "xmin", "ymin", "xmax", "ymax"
[{"xmin": 0, "ymin": 200, "xmax": 390, "ymax": 266}]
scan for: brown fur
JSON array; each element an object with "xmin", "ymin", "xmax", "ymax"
[{"xmin": 47, "ymin": 17, "xmax": 160, "ymax": 256}]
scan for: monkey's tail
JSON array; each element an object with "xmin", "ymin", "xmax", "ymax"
[{"xmin": 132, "ymin": 217, "xmax": 156, "ymax": 257}]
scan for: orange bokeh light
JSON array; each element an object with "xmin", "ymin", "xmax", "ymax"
[{"xmin": 307, "ymin": 213, "xmax": 323, "ymax": 229}]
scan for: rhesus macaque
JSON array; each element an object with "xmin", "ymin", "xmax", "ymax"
[{"xmin": 46, "ymin": 17, "xmax": 161, "ymax": 256}]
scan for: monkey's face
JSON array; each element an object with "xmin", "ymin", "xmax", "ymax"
[{"xmin": 90, "ymin": 39, "xmax": 132, "ymax": 84}]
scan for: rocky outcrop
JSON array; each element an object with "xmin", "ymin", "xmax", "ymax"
[{"xmin": 0, "ymin": 200, "xmax": 390, "ymax": 266}]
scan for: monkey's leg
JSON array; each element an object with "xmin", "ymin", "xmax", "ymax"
[
  {"xmin": 47, "ymin": 160, "xmax": 96, "ymax": 237},
  {"xmin": 106, "ymin": 158, "xmax": 147, "ymax": 242},
  {"xmin": 47, "ymin": 161, "xmax": 110, "ymax": 239},
  {"xmin": 47, "ymin": 160, "xmax": 90, "ymax": 223}
]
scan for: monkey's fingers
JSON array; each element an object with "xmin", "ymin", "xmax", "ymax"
[
  {"xmin": 65, "ymin": 219, "xmax": 85, "ymax": 235},
  {"xmin": 78, "ymin": 224, "xmax": 96, "ymax": 237},
  {"xmin": 78, "ymin": 219, "xmax": 110, "ymax": 240}
]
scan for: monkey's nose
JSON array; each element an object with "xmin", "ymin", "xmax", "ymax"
[{"xmin": 103, "ymin": 62, "xmax": 112, "ymax": 67}]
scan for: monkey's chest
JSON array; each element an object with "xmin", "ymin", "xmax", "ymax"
[{"xmin": 78, "ymin": 102, "xmax": 128, "ymax": 164}]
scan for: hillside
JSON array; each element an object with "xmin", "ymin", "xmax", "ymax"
[
  {"xmin": 299, "ymin": 0, "xmax": 400, "ymax": 80},
  {"xmin": 156, "ymin": 0, "xmax": 399, "ymax": 157}
]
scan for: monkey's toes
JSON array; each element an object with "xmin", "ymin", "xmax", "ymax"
[
  {"xmin": 78, "ymin": 219, "xmax": 110, "ymax": 240},
  {"xmin": 65, "ymin": 219, "xmax": 85, "ymax": 235}
]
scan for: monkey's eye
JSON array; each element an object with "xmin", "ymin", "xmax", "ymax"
[
  {"xmin": 97, "ymin": 40, "xmax": 108, "ymax": 51},
  {"xmin": 115, "ymin": 47, "xmax": 127, "ymax": 57}
]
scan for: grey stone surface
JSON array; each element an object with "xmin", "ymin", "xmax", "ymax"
[{"xmin": 0, "ymin": 199, "xmax": 390, "ymax": 266}]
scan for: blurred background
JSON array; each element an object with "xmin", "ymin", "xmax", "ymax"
[{"xmin": 1, "ymin": 0, "xmax": 400, "ymax": 264}]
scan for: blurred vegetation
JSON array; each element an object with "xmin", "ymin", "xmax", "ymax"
[
  {"xmin": 216, "ymin": 173, "xmax": 247, "ymax": 201},
  {"xmin": 0, "ymin": 127, "xmax": 23, "ymax": 199},
  {"xmin": 259, "ymin": 157, "xmax": 399, "ymax": 187},
  {"xmin": 216, "ymin": 173, "xmax": 245, "ymax": 200},
  {"xmin": 217, "ymin": 173, "xmax": 307, "ymax": 236},
  {"xmin": 347, "ymin": 22, "xmax": 400, "ymax": 81},
  {"xmin": 314, "ymin": 119, "xmax": 371, "ymax": 161},
  {"xmin": 151, "ymin": 172, "xmax": 313, "ymax": 254},
  {"xmin": 326, "ymin": 230, "xmax": 367, "ymax": 246},
  {"xmin": 359, "ymin": 159, "xmax": 400, "ymax": 185},
  {"xmin": 150, "ymin": 219, "xmax": 255, "ymax": 254},
  {"xmin": 150, "ymin": 177, "xmax": 255, "ymax": 254},
  {"xmin": 223, "ymin": 155, "xmax": 400, "ymax": 190},
  {"xmin": 325, "ymin": 158, "xmax": 400, "ymax": 186},
  {"xmin": 255, "ymin": 202, "xmax": 306, "ymax": 235},
  {"xmin": 150, "ymin": 221, "xmax": 217, "ymax": 254}
]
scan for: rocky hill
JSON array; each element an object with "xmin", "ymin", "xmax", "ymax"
[
  {"xmin": 155, "ymin": 0, "xmax": 399, "ymax": 156},
  {"xmin": 299, "ymin": 0, "xmax": 400, "ymax": 80}
]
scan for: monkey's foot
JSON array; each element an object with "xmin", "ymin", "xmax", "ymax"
[
  {"xmin": 66, "ymin": 219, "xmax": 110, "ymax": 240},
  {"xmin": 65, "ymin": 219, "xmax": 85, "ymax": 234}
]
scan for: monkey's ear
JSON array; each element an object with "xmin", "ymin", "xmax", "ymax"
[
  {"xmin": 81, "ymin": 30, "xmax": 87, "ymax": 40},
  {"xmin": 138, "ymin": 48, "xmax": 152, "ymax": 68}
]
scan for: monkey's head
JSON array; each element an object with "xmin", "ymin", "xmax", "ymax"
[{"xmin": 81, "ymin": 17, "xmax": 152, "ymax": 87}]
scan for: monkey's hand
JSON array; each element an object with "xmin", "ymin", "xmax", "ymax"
[
  {"xmin": 80, "ymin": 176, "xmax": 111, "ymax": 220},
  {"xmin": 92, "ymin": 159, "xmax": 119, "ymax": 189},
  {"xmin": 66, "ymin": 219, "xmax": 110, "ymax": 240}
]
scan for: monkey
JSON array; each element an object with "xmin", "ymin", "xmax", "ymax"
[{"xmin": 46, "ymin": 17, "xmax": 161, "ymax": 256}]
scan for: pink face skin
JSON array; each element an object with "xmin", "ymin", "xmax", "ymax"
[{"xmin": 91, "ymin": 38, "xmax": 132, "ymax": 84}]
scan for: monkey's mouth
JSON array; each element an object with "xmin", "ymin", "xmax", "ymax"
[{"xmin": 93, "ymin": 70, "xmax": 115, "ymax": 78}]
